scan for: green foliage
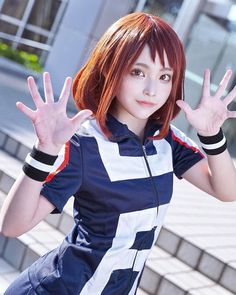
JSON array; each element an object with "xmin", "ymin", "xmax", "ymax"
[{"xmin": 0, "ymin": 41, "xmax": 43, "ymax": 72}]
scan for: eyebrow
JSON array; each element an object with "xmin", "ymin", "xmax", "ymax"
[{"xmin": 133, "ymin": 62, "xmax": 173, "ymax": 72}]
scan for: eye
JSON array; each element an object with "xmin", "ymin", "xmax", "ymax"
[
  {"xmin": 130, "ymin": 68, "xmax": 145, "ymax": 77},
  {"xmin": 160, "ymin": 74, "xmax": 172, "ymax": 81}
]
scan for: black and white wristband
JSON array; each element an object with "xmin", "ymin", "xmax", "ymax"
[
  {"xmin": 23, "ymin": 146, "xmax": 58, "ymax": 181},
  {"xmin": 197, "ymin": 128, "xmax": 227, "ymax": 155}
]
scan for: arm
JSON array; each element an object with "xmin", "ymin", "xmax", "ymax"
[
  {"xmin": 0, "ymin": 172, "xmax": 55, "ymax": 237},
  {"xmin": 177, "ymin": 69, "xmax": 236, "ymax": 202},
  {"xmin": 0, "ymin": 73, "xmax": 92, "ymax": 237},
  {"xmin": 182, "ymin": 150, "xmax": 236, "ymax": 201}
]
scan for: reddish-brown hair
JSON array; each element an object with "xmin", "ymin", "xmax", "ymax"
[{"xmin": 72, "ymin": 12, "xmax": 186, "ymax": 140}]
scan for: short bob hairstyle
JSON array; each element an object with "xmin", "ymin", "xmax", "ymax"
[{"xmin": 72, "ymin": 12, "xmax": 186, "ymax": 140}]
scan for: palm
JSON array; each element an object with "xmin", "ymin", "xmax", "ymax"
[
  {"xmin": 17, "ymin": 73, "xmax": 92, "ymax": 153},
  {"xmin": 177, "ymin": 69, "xmax": 236, "ymax": 136},
  {"xmin": 33, "ymin": 103, "xmax": 75, "ymax": 145}
]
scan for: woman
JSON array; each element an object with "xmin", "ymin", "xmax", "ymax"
[{"xmin": 1, "ymin": 12, "xmax": 236, "ymax": 295}]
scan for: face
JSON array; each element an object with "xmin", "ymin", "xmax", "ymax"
[{"xmin": 112, "ymin": 44, "xmax": 173, "ymax": 133}]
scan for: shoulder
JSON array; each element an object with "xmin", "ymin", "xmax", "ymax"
[
  {"xmin": 166, "ymin": 124, "xmax": 199, "ymax": 149},
  {"xmin": 74, "ymin": 118, "xmax": 107, "ymax": 142},
  {"xmin": 169, "ymin": 125, "xmax": 189, "ymax": 142}
]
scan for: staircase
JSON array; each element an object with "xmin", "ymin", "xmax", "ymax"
[
  {"xmin": 0, "ymin": 127, "xmax": 236, "ymax": 295},
  {"xmin": 0, "ymin": 69, "xmax": 236, "ymax": 294}
]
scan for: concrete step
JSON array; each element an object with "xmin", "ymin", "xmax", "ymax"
[
  {"xmin": 0, "ymin": 145, "xmax": 75, "ymax": 235},
  {"xmin": 0, "ymin": 127, "xmax": 32, "ymax": 163},
  {"xmin": 0, "ymin": 188, "xmax": 65, "ymax": 293},
  {"xmin": 156, "ymin": 177, "xmax": 236, "ymax": 294},
  {"xmin": 140, "ymin": 246, "xmax": 234, "ymax": 295},
  {"xmin": 1, "ymin": 217, "xmax": 232, "ymax": 295},
  {"xmin": 1, "ymin": 129, "xmax": 236, "ymax": 293},
  {"xmin": 0, "ymin": 192, "xmax": 65, "ymax": 272}
]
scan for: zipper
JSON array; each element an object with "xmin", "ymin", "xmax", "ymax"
[
  {"xmin": 141, "ymin": 145, "xmax": 160, "ymax": 209},
  {"xmin": 128, "ymin": 141, "xmax": 160, "ymax": 292}
]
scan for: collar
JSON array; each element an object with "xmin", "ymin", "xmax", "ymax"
[{"xmin": 106, "ymin": 113, "xmax": 161, "ymax": 143}]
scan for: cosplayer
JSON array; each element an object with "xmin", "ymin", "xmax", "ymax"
[{"xmin": 1, "ymin": 12, "xmax": 236, "ymax": 295}]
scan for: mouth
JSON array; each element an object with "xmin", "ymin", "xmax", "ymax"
[{"xmin": 136, "ymin": 100, "xmax": 156, "ymax": 107}]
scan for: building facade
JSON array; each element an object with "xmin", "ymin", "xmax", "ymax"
[{"xmin": 0, "ymin": 0, "xmax": 236, "ymax": 146}]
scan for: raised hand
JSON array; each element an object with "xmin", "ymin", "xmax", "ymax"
[
  {"xmin": 16, "ymin": 72, "xmax": 92, "ymax": 154},
  {"xmin": 176, "ymin": 69, "xmax": 236, "ymax": 136}
]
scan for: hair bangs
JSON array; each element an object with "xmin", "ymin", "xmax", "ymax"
[{"xmin": 72, "ymin": 12, "xmax": 186, "ymax": 140}]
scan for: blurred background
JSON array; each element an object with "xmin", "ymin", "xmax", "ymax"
[
  {"xmin": 0, "ymin": 1, "xmax": 236, "ymax": 294},
  {"xmin": 1, "ymin": 0, "xmax": 236, "ymax": 151}
]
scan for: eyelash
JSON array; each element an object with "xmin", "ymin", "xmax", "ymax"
[
  {"xmin": 160, "ymin": 74, "xmax": 172, "ymax": 81},
  {"xmin": 130, "ymin": 69, "xmax": 144, "ymax": 77},
  {"xmin": 130, "ymin": 69, "xmax": 172, "ymax": 81}
]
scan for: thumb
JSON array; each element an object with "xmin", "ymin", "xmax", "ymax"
[
  {"xmin": 16, "ymin": 101, "xmax": 35, "ymax": 121},
  {"xmin": 176, "ymin": 100, "xmax": 192, "ymax": 115},
  {"xmin": 72, "ymin": 109, "xmax": 93, "ymax": 129}
]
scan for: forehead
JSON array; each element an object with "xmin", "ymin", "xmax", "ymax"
[{"xmin": 134, "ymin": 44, "xmax": 171, "ymax": 68}]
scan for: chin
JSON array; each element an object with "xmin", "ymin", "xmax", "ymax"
[{"xmin": 132, "ymin": 112, "xmax": 156, "ymax": 120}]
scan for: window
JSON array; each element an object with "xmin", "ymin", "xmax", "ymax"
[
  {"xmin": 143, "ymin": 0, "xmax": 183, "ymax": 25},
  {"xmin": 0, "ymin": 0, "xmax": 68, "ymax": 65}
]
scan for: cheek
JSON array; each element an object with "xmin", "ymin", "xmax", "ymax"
[
  {"xmin": 165, "ymin": 83, "xmax": 173, "ymax": 97},
  {"xmin": 159, "ymin": 84, "xmax": 172, "ymax": 98},
  {"xmin": 158, "ymin": 85, "xmax": 172, "ymax": 107},
  {"xmin": 116, "ymin": 79, "xmax": 136, "ymax": 98},
  {"xmin": 167, "ymin": 86, "xmax": 172, "ymax": 98}
]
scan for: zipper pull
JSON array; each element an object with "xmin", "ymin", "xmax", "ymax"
[{"xmin": 142, "ymin": 145, "xmax": 147, "ymax": 157}]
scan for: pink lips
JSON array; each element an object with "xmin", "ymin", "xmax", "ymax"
[{"xmin": 136, "ymin": 100, "xmax": 156, "ymax": 107}]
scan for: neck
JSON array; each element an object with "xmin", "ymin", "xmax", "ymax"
[{"xmin": 110, "ymin": 110, "xmax": 147, "ymax": 141}]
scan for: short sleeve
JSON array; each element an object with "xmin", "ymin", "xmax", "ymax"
[
  {"xmin": 170, "ymin": 125, "xmax": 205, "ymax": 179},
  {"xmin": 40, "ymin": 135, "xmax": 82, "ymax": 214}
]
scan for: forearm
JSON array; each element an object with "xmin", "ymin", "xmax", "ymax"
[
  {"xmin": 207, "ymin": 149, "xmax": 236, "ymax": 201},
  {"xmin": 0, "ymin": 142, "xmax": 61, "ymax": 237},
  {"xmin": 0, "ymin": 171, "xmax": 43, "ymax": 236}
]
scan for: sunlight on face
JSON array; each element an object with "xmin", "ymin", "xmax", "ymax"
[{"xmin": 111, "ymin": 44, "xmax": 173, "ymax": 136}]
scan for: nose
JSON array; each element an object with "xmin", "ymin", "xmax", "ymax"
[{"xmin": 143, "ymin": 80, "xmax": 157, "ymax": 97}]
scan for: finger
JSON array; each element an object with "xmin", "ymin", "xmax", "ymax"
[
  {"xmin": 227, "ymin": 110, "xmax": 236, "ymax": 119},
  {"xmin": 16, "ymin": 101, "xmax": 35, "ymax": 121},
  {"xmin": 27, "ymin": 76, "xmax": 44, "ymax": 108},
  {"xmin": 176, "ymin": 100, "xmax": 192, "ymax": 115},
  {"xmin": 71, "ymin": 109, "xmax": 93, "ymax": 130},
  {"xmin": 223, "ymin": 85, "xmax": 236, "ymax": 106},
  {"xmin": 59, "ymin": 77, "xmax": 72, "ymax": 106},
  {"xmin": 202, "ymin": 69, "xmax": 211, "ymax": 98},
  {"xmin": 43, "ymin": 72, "xmax": 54, "ymax": 103},
  {"xmin": 215, "ymin": 69, "xmax": 232, "ymax": 98}
]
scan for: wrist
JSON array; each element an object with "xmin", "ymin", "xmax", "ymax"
[
  {"xmin": 197, "ymin": 128, "xmax": 227, "ymax": 155},
  {"xmin": 35, "ymin": 141, "xmax": 62, "ymax": 156},
  {"xmin": 23, "ymin": 146, "xmax": 59, "ymax": 182},
  {"xmin": 196, "ymin": 128, "xmax": 220, "ymax": 137}
]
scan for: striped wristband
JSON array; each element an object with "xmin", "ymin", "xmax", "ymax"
[
  {"xmin": 23, "ymin": 146, "xmax": 58, "ymax": 181},
  {"xmin": 197, "ymin": 128, "xmax": 227, "ymax": 155}
]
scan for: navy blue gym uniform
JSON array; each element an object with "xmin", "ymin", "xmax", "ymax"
[{"xmin": 4, "ymin": 115, "xmax": 204, "ymax": 295}]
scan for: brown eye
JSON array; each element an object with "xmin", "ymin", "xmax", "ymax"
[
  {"xmin": 131, "ymin": 69, "xmax": 145, "ymax": 77},
  {"xmin": 160, "ymin": 74, "xmax": 171, "ymax": 81}
]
